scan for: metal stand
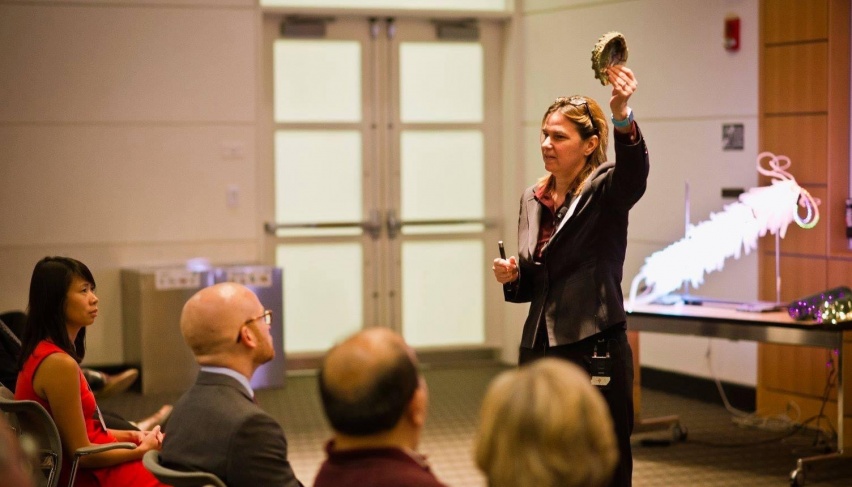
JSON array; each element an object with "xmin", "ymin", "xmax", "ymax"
[
  {"xmin": 633, "ymin": 415, "xmax": 688, "ymax": 445},
  {"xmin": 775, "ymin": 231, "xmax": 781, "ymax": 304},
  {"xmin": 790, "ymin": 451, "xmax": 851, "ymax": 486}
]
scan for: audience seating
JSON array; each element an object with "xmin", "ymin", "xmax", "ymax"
[
  {"xmin": 0, "ymin": 386, "xmax": 135, "ymax": 487},
  {"xmin": 142, "ymin": 450, "xmax": 227, "ymax": 487}
]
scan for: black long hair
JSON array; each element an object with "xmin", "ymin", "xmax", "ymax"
[{"xmin": 17, "ymin": 257, "xmax": 95, "ymax": 369}]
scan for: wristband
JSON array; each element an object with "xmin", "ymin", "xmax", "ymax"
[{"xmin": 611, "ymin": 107, "xmax": 633, "ymax": 128}]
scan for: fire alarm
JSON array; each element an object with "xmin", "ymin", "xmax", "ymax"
[{"xmin": 725, "ymin": 16, "xmax": 740, "ymax": 52}]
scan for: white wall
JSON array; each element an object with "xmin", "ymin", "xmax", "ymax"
[
  {"xmin": 0, "ymin": 0, "xmax": 262, "ymax": 365},
  {"xmin": 513, "ymin": 0, "xmax": 761, "ymax": 385}
]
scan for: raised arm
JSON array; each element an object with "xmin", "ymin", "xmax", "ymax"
[{"xmin": 607, "ymin": 65, "xmax": 637, "ymax": 135}]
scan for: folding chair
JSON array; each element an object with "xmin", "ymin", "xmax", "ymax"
[
  {"xmin": 142, "ymin": 450, "xmax": 227, "ymax": 487},
  {"xmin": 0, "ymin": 390, "xmax": 135, "ymax": 487}
]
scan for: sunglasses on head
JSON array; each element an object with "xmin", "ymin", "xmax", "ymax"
[{"xmin": 567, "ymin": 96, "xmax": 599, "ymax": 135}]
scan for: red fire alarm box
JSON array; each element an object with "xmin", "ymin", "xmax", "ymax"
[{"xmin": 725, "ymin": 16, "xmax": 740, "ymax": 52}]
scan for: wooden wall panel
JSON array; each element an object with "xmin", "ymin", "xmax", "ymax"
[
  {"xmin": 827, "ymin": 0, "xmax": 852, "ymax": 257},
  {"xmin": 758, "ymin": 343, "xmax": 836, "ymax": 399},
  {"xmin": 828, "ymin": 180, "xmax": 852, "ymax": 257},
  {"xmin": 759, "ymin": 253, "xmax": 827, "ymax": 302},
  {"xmin": 756, "ymin": 387, "xmax": 837, "ymax": 433},
  {"xmin": 756, "ymin": 332, "xmax": 850, "ymax": 438},
  {"xmin": 846, "ymin": 338, "xmax": 852, "ymax": 418},
  {"xmin": 761, "ymin": 115, "xmax": 827, "ymax": 185},
  {"xmin": 762, "ymin": 186, "xmax": 828, "ymax": 256},
  {"xmin": 762, "ymin": 43, "xmax": 828, "ymax": 114},
  {"xmin": 763, "ymin": 0, "xmax": 828, "ymax": 44},
  {"xmin": 844, "ymin": 332, "xmax": 852, "ymax": 446},
  {"xmin": 820, "ymin": 177, "xmax": 852, "ymax": 259},
  {"xmin": 826, "ymin": 258, "xmax": 852, "ymax": 288},
  {"xmin": 759, "ymin": 0, "xmax": 850, "ymax": 450}
]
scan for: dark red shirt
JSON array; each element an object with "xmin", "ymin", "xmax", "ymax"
[
  {"xmin": 532, "ymin": 184, "xmax": 563, "ymax": 261},
  {"xmin": 314, "ymin": 441, "xmax": 447, "ymax": 487}
]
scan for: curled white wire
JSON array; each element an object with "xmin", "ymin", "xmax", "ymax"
[{"xmin": 756, "ymin": 151, "xmax": 819, "ymax": 229}]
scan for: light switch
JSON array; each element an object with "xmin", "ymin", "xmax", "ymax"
[{"xmin": 227, "ymin": 185, "xmax": 240, "ymax": 208}]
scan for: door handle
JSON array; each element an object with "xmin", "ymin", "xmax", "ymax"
[
  {"xmin": 265, "ymin": 210, "xmax": 383, "ymax": 239},
  {"xmin": 385, "ymin": 209, "xmax": 493, "ymax": 239}
]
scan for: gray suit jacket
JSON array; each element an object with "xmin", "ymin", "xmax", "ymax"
[
  {"xmin": 160, "ymin": 371, "xmax": 302, "ymax": 487},
  {"xmin": 505, "ymin": 124, "xmax": 649, "ymax": 347}
]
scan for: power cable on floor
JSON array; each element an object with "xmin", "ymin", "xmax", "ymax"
[{"xmin": 684, "ymin": 340, "xmax": 808, "ymax": 447}]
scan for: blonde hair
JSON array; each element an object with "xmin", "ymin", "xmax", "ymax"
[
  {"xmin": 537, "ymin": 95, "xmax": 608, "ymax": 198},
  {"xmin": 474, "ymin": 358, "xmax": 618, "ymax": 487}
]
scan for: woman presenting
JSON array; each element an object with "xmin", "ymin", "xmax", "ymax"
[{"xmin": 492, "ymin": 64, "xmax": 647, "ymax": 487}]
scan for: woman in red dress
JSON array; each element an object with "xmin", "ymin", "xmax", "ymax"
[{"xmin": 15, "ymin": 256, "xmax": 166, "ymax": 487}]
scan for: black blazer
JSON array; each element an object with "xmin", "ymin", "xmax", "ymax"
[
  {"xmin": 160, "ymin": 371, "xmax": 302, "ymax": 487},
  {"xmin": 505, "ymin": 124, "xmax": 649, "ymax": 348}
]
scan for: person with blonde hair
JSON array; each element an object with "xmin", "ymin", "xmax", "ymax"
[
  {"xmin": 492, "ymin": 64, "xmax": 645, "ymax": 486},
  {"xmin": 475, "ymin": 358, "xmax": 618, "ymax": 487}
]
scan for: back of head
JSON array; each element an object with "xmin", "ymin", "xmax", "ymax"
[
  {"xmin": 475, "ymin": 358, "xmax": 618, "ymax": 487},
  {"xmin": 19, "ymin": 256, "xmax": 94, "ymax": 368},
  {"xmin": 179, "ymin": 282, "xmax": 259, "ymax": 363},
  {"xmin": 318, "ymin": 327, "xmax": 420, "ymax": 436}
]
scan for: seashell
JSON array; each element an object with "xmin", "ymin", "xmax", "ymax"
[{"xmin": 592, "ymin": 32, "xmax": 628, "ymax": 86}]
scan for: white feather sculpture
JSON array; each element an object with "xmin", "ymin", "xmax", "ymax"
[{"xmin": 627, "ymin": 152, "xmax": 820, "ymax": 310}]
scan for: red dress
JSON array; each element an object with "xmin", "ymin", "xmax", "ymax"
[{"xmin": 15, "ymin": 341, "xmax": 165, "ymax": 487}]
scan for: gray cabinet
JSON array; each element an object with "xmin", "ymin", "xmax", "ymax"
[{"xmin": 121, "ymin": 265, "xmax": 284, "ymax": 394}]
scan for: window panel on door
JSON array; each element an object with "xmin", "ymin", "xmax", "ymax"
[
  {"xmin": 274, "ymin": 130, "xmax": 363, "ymax": 237},
  {"xmin": 401, "ymin": 240, "xmax": 485, "ymax": 347},
  {"xmin": 399, "ymin": 42, "xmax": 483, "ymax": 123},
  {"xmin": 273, "ymin": 40, "xmax": 361, "ymax": 123},
  {"xmin": 277, "ymin": 243, "xmax": 363, "ymax": 353},
  {"xmin": 400, "ymin": 130, "xmax": 484, "ymax": 234}
]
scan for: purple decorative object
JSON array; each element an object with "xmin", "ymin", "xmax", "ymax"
[{"xmin": 788, "ymin": 286, "xmax": 852, "ymax": 324}]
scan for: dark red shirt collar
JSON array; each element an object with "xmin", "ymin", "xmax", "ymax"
[{"xmin": 532, "ymin": 181, "xmax": 561, "ymax": 260}]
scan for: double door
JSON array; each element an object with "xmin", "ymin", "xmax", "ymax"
[{"xmin": 263, "ymin": 16, "xmax": 502, "ymax": 355}]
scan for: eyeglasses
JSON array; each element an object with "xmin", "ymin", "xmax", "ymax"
[
  {"xmin": 236, "ymin": 310, "xmax": 273, "ymax": 343},
  {"xmin": 567, "ymin": 96, "xmax": 599, "ymax": 135}
]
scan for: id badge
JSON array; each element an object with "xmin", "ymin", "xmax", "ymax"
[{"xmin": 589, "ymin": 355, "xmax": 613, "ymax": 390}]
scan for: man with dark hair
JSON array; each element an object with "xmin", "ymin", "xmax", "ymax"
[{"xmin": 314, "ymin": 327, "xmax": 446, "ymax": 487}]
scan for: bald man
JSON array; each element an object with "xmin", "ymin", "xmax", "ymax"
[
  {"xmin": 159, "ymin": 283, "xmax": 302, "ymax": 487},
  {"xmin": 314, "ymin": 327, "xmax": 447, "ymax": 487}
]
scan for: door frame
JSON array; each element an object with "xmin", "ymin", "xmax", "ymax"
[{"xmin": 258, "ymin": 13, "xmax": 507, "ymax": 368}]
